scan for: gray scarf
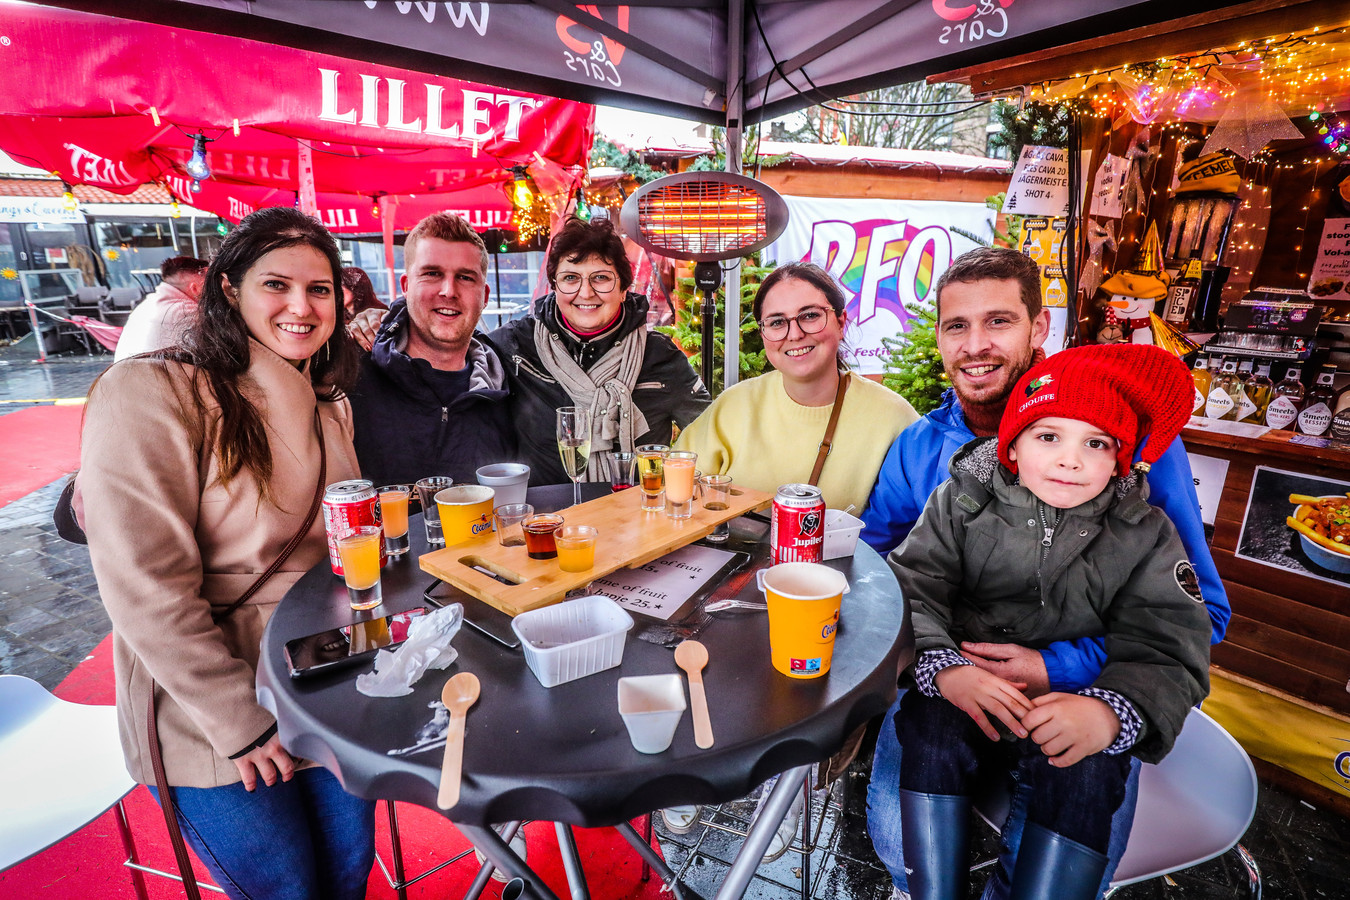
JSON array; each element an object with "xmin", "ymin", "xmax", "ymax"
[{"xmin": 533, "ymin": 319, "xmax": 649, "ymax": 481}]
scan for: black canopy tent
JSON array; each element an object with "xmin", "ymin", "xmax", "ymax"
[{"xmin": 35, "ymin": 0, "xmax": 1245, "ymax": 382}]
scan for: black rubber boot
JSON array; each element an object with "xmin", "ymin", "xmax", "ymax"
[
  {"xmin": 899, "ymin": 789, "xmax": 970, "ymax": 900},
  {"xmin": 1008, "ymin": 821, "xmax": 1109, "ymax": 900}
]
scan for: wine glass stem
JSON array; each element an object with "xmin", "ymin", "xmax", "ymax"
[{"xmin": 573, "ymin": 478, "xmax": 581, "ymax": 507}]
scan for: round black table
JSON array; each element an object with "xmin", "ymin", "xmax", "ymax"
[{"xmin": 256, "ymin": 487, "xmax": 910, "ymax": 896}]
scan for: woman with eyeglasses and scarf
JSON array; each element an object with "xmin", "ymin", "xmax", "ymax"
[{"xmin": 488, "ymin": 216, "xmax": 709, "ymax": 486}]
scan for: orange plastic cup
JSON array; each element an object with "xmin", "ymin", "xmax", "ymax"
[
  {"xmin": 435, "ymin": 485, "xmax": 496, "ymax": 546},
  {"xmin": 759, "ymin": 562, "xmax": 847, "ymax": 679}
]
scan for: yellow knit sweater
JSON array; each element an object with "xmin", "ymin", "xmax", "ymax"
[{"xmin": 674, "ymin": 370, "xmax": 918, "ymax": 512}]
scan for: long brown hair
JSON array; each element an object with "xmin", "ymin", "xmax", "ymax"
[{"xmin": 179, "ymin": 207, "xmax": 355, "ymax": 490}]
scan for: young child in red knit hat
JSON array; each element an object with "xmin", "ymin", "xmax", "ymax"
[{"xmin": 889, "ymin": 343, "xmax": 1212, "ymax": 900}]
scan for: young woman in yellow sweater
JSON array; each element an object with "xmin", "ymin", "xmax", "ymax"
[
  {"xmin": 666, "ymin": 262, "xmax": 917, "ymax": 859},
  {"xmin": 675, "ymin": 262, "xmax": 917, "ymax": 512}
]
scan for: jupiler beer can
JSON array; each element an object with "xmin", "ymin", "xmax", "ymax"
[
  {"xmin": 771, "ymin": 483, "xmax": 825, "ymax": 564},
  {"xmin": 322, "ymin": 479, "xmax": 386, "ymax": 575}
]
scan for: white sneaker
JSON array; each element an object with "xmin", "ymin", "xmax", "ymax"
[
  {"xmin": 760, "ymin": 794, "xmax": 804, "ymax": 864},
  {"xmin": 660, "ymin": 805, "xmax": 702, "ymax": 834},
  {"xmin": 473, "ymin": 827, "xmax": 528, "ymax": 883}
]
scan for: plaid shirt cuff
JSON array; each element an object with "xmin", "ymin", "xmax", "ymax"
[
  {"xmin": 915, "ymin": 648, "xmax": 973, "ymax": 697},
  {"xmin": 1079, "ymin": 688, "xmax": 1142, "ymax": 754}
]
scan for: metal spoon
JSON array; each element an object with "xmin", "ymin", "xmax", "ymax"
[
  {"xmin": 674, "ymin": 639, "xmax": 714, "ymax": 749},
  {"xmin": 437, "ymin": 671, "xmax": 480, "ymax": 809}
]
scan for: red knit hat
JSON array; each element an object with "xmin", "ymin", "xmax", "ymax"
[{"xmin": 998, "ymin": 344, "xmax": 1193, "ymax": 476}]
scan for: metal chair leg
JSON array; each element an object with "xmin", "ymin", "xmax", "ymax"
[
  {"xmin": 112, "ymin": 799, "xmax": 150, "ymax": 900},
  {"xmin": 554, "ymin": 823, "xmax": 591, "ymax": 900},
  {"xmin": 386, "ymin": 800, "xmax": 408, "ymax": 900},
  {"xmin": 640, "ymin": 813, "xmax": 653, "ymax": 883},
  {"xmin": 1235, "ymin": 843, "xmax": 1262, "ymax": 900}
]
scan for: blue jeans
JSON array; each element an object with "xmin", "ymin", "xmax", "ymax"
[
  {"xmin": 865, "ymin": 693, "xmax": 1141, "ymax": 899},
  {"xmin": 149, "ymin": 766, "xmax": 376, "ymax": 900}
]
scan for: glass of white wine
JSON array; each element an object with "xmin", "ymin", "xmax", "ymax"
[{"xmin": 556, "ymin": 406, "xmax": 591, "ymax": 507}]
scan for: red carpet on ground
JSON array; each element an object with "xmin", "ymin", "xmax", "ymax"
[
  {"xmin": 0, "ymin": 404, "xmax": 84, "ymax": 506},
  {"xmin": 1, "ymin": 634, "xmax": 669, "ymax": 899}
]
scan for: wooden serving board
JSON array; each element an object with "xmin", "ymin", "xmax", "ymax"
[{"xmin": 418, "ymin": 485, "xmax": 773, "ymax": 616}]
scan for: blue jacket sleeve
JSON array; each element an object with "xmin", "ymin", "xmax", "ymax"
[
  {"xmin": 1040, "ymin": 436, "xmax": 1232, "ymax": 691},
  {"xmin": 860, "ymin": 434, "xmax": 928, "ymax": 556}
]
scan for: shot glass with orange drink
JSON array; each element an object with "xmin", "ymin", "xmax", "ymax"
[
  {"xmin": 377, "ymin": 484, "xmax": 412, "ymax": 557},
  {"xmin": 635, "ymin": 444, "xmax": 668, "ymax": 512},
  {"xmin": 663, "ymin": 451, "xmax": 697, "ymax": 519},
  {"xmin": 335, "ymin": 526, "xmax": 384, "ymax": 610},
  {"xmin": 556, "ymin": 525, "xmax": 598, "ymax": 572}
]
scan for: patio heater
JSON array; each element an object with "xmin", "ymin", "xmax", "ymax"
[{"xmin": 619, "ymin": 172, "xmax": 788, "ymax": 391}]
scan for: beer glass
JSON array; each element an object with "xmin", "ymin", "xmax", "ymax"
[
  {"xmin": 635, "ymin": 444, "xmax": 668, "ymax": 513},
  {"xmin": 377, "ymin": 484, "xmax": 412, "ymax": 557},
  {"xmin": 415, "ymin": 476, "xmax": 453, "ymax": 545},
  {"xmin": 664, "ymin": 451, "xmax": 697, "ymax": 519},
  {"xmin": 335, "ymin": 526, "xmax": 383, "ymax": 610}
]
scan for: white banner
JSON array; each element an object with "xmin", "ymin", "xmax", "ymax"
[
  {"xmin": 764, "ymin": 196, "xmax": 995, "ymax": 374},
  {"xmin": 0, "ymin": 196, "xmax": 86, "ymax": 223}
]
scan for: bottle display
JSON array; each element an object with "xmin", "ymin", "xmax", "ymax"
[
  {"xmin": 1206, "ymin": 357, "xmax": 1240, "ymax": 420},
  {"xmin": 1329, "ymin": 380, "xmax": 1350, "ymax": 442},
  {"xmin": 1297, "ymin": 365, "xmax": 1337, "ymax": 436},
  {"xmin": 1191, "ymin": 355, "xmax": 1212, "ymax": 417},
  {"xmin": 1240, "ymin": 362, "xmax": 1273, "ymax": 425},
  {"xmin": 1163, "ymin": 257, "xmax": 1202, "ymax": 326},
  {"xmin": 1266, "ymin": 365, "xmax": 1305, "ymax": 430}
]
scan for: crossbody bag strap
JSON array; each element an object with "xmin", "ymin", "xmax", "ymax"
[
  {"xmin": 808, "ymin": 371, "xmax": 850, "ymax": 487},
  {"xmin": 147, "ymin": 410, "xmax": 327, "ymax": 895}
]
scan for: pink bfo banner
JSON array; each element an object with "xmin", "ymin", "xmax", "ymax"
[{"xmin": 764, "ymin": 197, "xmax": 994, "ymax": 375}]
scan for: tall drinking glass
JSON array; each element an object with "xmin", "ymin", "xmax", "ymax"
[
  {"xmin": 377, "ymin": 484, "xmax": 412, "ymax": 557},
  {"xmin": 664, "ymin": 451, "xmax": 697, "ymax": 519},
  {"xmin": 415, "ymin": 476, "xmax": 453, "ymax": 545},
  {"xmin": 336, "ymin": 526, "xmax": 383, "ymax": 610},
  {"xmin": 635, "ymin": 444, "xmax": 668, "ymax": 513},
  {"xmin": 556, "ymin": 407, "xmax": 591, "ymax": 508}
]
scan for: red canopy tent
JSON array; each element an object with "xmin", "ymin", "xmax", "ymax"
[{"xmin": 0, "ymin": 4, "xmax": 594, "ymax": 235}]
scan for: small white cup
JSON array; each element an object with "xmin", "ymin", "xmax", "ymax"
[
  {"xmin": 617, "ymin": 674, "xmax": 687, "ymax": 754},
  {"xmin": 477, "ymin": 463, "xmax": 530, "ymax": 508}
]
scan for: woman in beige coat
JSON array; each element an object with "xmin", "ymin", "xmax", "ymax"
[{"xmin": 80, "ymin": 207, "xmax": 375, "ymax": 899}]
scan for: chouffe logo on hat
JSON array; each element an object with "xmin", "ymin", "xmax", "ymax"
[
  {"xmin": 1016, "ymin": 373, "xmax": 1055, "ymax": 414},
  {"xmin": 1024, "ymin": 374, "xmax": 1053, "ymax": 398}
]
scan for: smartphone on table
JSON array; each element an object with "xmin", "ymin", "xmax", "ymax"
[{"xmin": 283, "ymin": 606, "xmax": 429, "ymax": 678}]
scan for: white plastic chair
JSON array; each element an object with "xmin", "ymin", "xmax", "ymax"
[
  {"xmin": 975, "ymin": 707, "xmax": 1261, "ymax": 896},
  {"xmin": 0, "ymin": 674, "xmax": 148, "ymax": 897}
]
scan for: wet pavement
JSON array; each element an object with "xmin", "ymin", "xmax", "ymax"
[{"xmin": 3, "ymin": 337, "xmax": 1349, "ymax": 899}]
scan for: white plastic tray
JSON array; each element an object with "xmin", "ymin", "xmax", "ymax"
[{"xmin": 510, "ymin": 594, "xmax": 634, "ymax": 688}]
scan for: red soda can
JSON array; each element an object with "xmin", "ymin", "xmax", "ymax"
[
  {"xmin": 322, "ymin": 479, "xmax": 386, "ymax": 575},
  {"xmin": 771, "ymin": 484, "xmax": 825, "ymax": 564}
]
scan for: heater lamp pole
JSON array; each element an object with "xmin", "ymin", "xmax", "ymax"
[{"xmin": 693, "ymin": 261, "xmax": 723, "ymax": 391}]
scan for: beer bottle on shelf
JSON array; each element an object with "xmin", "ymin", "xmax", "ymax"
[
  {"xmin": 1265, "ymin": 364, "xmax": 1305, "ymax": 430},
  {"xmin": 1240, "ymin": 361, "xmax": 1274, "ymax": 425},
  {"xmin": 1191, "ymin": 355, "xmax": 1212, "ymax": 417},
  {"xmin": 1206, "ymin": 357, "xmax": 1240, "ymax": 420},
  {"xmin": 1329, "ymin": 378, "xmax": 1350, "ymax": 443},
  {"xmin": 1296, "ymin": 365, "xmax": 1337, "ymax": 436},
  {"xmin": 1163, "ymin": 256, "xmax": 1203, "ymax": 327}
]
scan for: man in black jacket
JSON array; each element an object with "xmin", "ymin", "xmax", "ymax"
[{"xmin": 348, "ymin": 213, "xmax": 517, "ymax": 487}]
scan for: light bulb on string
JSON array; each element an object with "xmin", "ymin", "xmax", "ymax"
[
  {"xmin": 170, "ymin": 199, "xmax": 181, "ymax": 219},
  {"xmin": 575, "ymin": 187, "xmax": 591, "ymax": 221},
  {"xmin": 370, "ymin": 196, "xmax": 381, "ymax": 219},
  {"xmin": 216, "ymin": 219, "xmax": 229, "ymax": 237},
  {"xmin": 61, "ymin": 181, "xmax": 77, "ymax": 211},
  {"xmin": 511, "ymin": 166, "xmax": 533, "ymax": 208},
  {"xmin": 191, "ymin": 179, "xmax": 202, "ymax": 193},
  {"xmin": 186, "ymin": 133, "xmax": 212, "ymax": 181}
]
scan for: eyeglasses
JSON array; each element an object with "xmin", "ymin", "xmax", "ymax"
[
  {"xmin": 758, "ymin": 306, "xmax": 834, "ymax": 341},
  {"xmin": 555, "ymin": 271, "xmax": 618, "ymax": 295}
]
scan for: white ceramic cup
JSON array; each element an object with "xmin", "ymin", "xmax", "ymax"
[
  {"xmin": 617, "ymin": 674, "xmax": 687, "ymax": 754},
  {"xmin": 476, "ymin": 463, "xmax": 530, "ymax": 508}
]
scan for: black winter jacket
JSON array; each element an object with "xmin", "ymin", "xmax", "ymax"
[
  {"xmin": 349, "ymin": 300, "xmax": 518, "ymax": 488},
  {"xmin": 488, "ymin": 291, "xmax": 709, "ymax": 485}
]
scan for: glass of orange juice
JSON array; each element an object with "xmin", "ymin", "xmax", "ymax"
[
  {"xmin": 663, "ymin": 451, "xmax": 697, "ymax": 519},
  {"xmin": 556, "ymin": 525, "xmax": 598, "ymax": 572},
  {"xmin": 336, "ymin": 526, "xmax": 383, "ymax": 610},
  {"xmin": 377, "ymin": 484, "xmax": 412, "ymax": 557}
]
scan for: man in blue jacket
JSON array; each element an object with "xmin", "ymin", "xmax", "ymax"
[
  {"xmin": 349, "ymin": 213, "xmax": 517, "ymax": 487},
  {"xmin": 861, "ymin": 247, "xmax": 1230, "ymax": 900}
]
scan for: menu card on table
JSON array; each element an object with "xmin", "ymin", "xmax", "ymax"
[{"xmin": 590, "ymin": 545, "xmax": 739, "ymax": 621}]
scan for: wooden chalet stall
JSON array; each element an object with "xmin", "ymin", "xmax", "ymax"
[{"xmin": 934, "ymin": 0, "xmax": 1350, "ymax": 814}]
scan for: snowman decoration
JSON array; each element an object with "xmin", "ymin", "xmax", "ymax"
[{"xmin": 1096, "ymin": 223, "xmax": 1169, "ymax": 346}]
